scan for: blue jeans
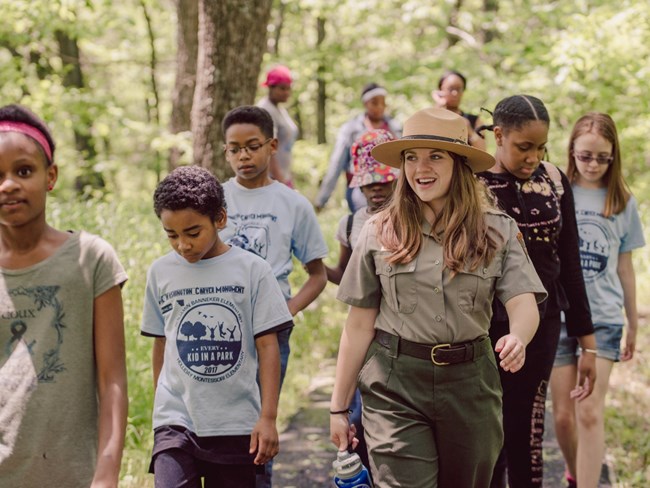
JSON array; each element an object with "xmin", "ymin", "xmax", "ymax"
[
  {"xmin": 554, "ymin": 322, "xmax": 623, "ymax": 366},
  {"xmin": 256, "ymin": 327, "xmax": 293, "ymax": 488}
]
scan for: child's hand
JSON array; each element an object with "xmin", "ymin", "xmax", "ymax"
[
  {"xmin": 575, "ymin": 350, "xmax": 596, "ymax": 399},
  {"xmin": 494, "ymin": 333, "xmax": 526, "ymax": 373},
  {"xmin": 250, "ymin": 417, "xmax": 279, "ymax": 465},
  {"xmin": 621, "ymin": 328, "xmax": 637, "ymax": 361}
]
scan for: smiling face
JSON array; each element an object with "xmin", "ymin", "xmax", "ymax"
[
  {"xmin": 224, "ymin": 123, "xmax": 277, "ymax": 189},
  {"xmin": 160, "ymin": 207, "xmax": 227, "ymax": 263},
  {"xmin": 0, "ymin": 132, "xmax": 57, "ymax": 229},
  {"xmin": 403, "ymin": 147, "xmax": 454, "ymax": 215},
  {"xmin": 494, "ymin": 119, "xmax": 549, "ymax": 180},
  {"xmin": 572, "ymin": 132, "xmax": 612, "ymax": 189}
]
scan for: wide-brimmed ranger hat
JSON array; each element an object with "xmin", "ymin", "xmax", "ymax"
[{"xmin": 371, "ymin": 107, "xmax": 495, "ymax": 172}]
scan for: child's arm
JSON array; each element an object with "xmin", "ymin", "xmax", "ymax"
[
  {"xmin": 618, "ymin": 251, "xmax": 638, "ymax": 361},
  {"xmin": 287, "ymin": 258, "xmax": 327, "ymax": 316},
  {"xmin": 152, "ymin": 337, "xmax": 166, "ymax": 392},
  {"xmin": 250, "ymin": 332, "xmax": 281, "ymax": 465},
  {"xmin": 91, "ymin": 286, "xmax": 128, "ymax": 488},
  {"xmin": 326, "ymin": 243, "xmax": 352, "ymax": 285}
]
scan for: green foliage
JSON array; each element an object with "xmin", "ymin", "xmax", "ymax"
[{"xmin": 6, "ymin": 0, "xmax": 650, "ymax": 484}]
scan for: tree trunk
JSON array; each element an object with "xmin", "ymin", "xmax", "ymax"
[
  {"xmin": 192, "ymin": 0, "xmax": 273, "ymax": 181},
  {"xmin": 169, "ymin": 0, "xmax": 199, "ymax": 170},
  {"xmin": 316, "ymin": 16, "xmax": 326, "ymax": 144},
  {"xmin": 482, "ymin": 0, "xmax": 499, "ymax": 43},
  {"xmin": 269, "ymin": 0, "xmax": 286, "ymax": 55},
  {"xmin": 446, "ymin": 0, "xmax": 464, "ymax": 46},
  {"xmin": 55, "ymin": 30, "xmax": 104, "ymax": 192}
]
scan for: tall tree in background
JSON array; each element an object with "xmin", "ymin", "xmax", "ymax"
[
  {"xmin": 192, "ymin": 0, "xmax": 273, "ymax": 180},
  {"xmin": 169, "ymin": 0, "xmax": 198, "ymax": 170},
  {"xmin": 56, "ymin": 29, "xmax": 105, "ymax": 192}
]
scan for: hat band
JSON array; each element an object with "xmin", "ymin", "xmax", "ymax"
[{"xmin": 401, "ymin": 134, "xmax": 469, "ymax": 146}]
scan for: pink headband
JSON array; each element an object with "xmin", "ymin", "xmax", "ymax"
[{"xmin": 0, "ymin": 121, "xmax": 53, "ymax": 162}]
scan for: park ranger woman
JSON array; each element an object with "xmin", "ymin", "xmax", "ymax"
[{"xmin": 329, "ymin": 107, "xmax": 547, "ymax": 488}]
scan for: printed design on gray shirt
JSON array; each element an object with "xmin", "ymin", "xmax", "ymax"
[
  {"xmin": 577, "ymin": 217, "xmax": 610, "ymax": 282},
  {"xmin": 175, "ymin": 297, "xmax": 244, "ymax": 382},
  {"xmin": 226, "ymin": 218, "xmax": 273, "ymax": 259},
  {"xmin": 3, "ymin": 286, "xmax": 65, "ymax": 383}
]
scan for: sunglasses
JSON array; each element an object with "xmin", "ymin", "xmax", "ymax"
[{"xmin": 574, "ymin": 152, "xmax": 614, "ymax": 165}]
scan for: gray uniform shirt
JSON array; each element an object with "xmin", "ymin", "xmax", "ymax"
[{"xmin": 337, "ymin": 210, "xmax": 547, "ymax": 344}]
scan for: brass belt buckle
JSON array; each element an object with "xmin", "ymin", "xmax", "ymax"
[{"xmin": 431, "ymin": 343, "xmax": 451, "ymax": 365}]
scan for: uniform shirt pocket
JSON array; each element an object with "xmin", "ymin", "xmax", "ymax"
[
  {"xmin": 457, "ymin": 256, "xmax": 503, "ymax": 313},
  {"xmin": 375, "ymin": 255, "xmax": 418, "ymax": 314}
]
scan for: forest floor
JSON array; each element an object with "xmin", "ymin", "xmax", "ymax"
[{"xmin": 273, "ymin": 360, "xmax": 615, "ymax": 488}]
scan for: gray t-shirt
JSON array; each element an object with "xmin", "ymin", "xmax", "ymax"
[
  {"xmin": 220, "ymin": 179, "xmax": 329, "ymax": 300},
  {"xmin": 257, "ymin": 96, "xmax": 299, "ymax": 181},
  {"xmin": 334, "ymin": 207, "xmax": 373, "ymax": 249},
  {"xmin": 0, "ymin": 231, "xmax": 127, "ymax": 486},
  {"xmin": 141, "ymin": 246, "xmax": 292, "ymax": 436},
  {"xmin": 573, "ymin": 186, "xmax": 645, "ymax": 324}
]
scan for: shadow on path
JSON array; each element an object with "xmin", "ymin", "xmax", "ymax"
[{"xmin": 273, "ymin": 359, "xmax": 615, "ymax": 487}]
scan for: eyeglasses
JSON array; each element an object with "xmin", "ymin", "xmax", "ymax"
[
  {"xmin": 574, "ymin": 152, "xmax": 613, "ymax": 165},
  {"xmin": 224, "ymin": 138, "xmax": 272, "ymax": 156}
]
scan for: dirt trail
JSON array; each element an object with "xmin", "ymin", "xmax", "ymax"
[{"xmin": 273, "ymin": 359, "xmax": 614, "ymax": 487}]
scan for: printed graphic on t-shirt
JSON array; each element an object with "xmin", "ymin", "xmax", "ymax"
[
  {"xmin": 159, "ymin": 286, "xmax": 247, "ymax": 383},
  {"xmin": 2, "ymin": 286, "xmax": 65, "ymax": 383},
  {"xmin": 577, "ymin": 217, "xmax": 610, "ymax": 281},
  {"xmin": 225, "ymin": 213, "xmax": 276, "ymax": 259}
]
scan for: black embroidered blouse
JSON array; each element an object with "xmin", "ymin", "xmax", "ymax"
[{"xmin": 477, "ymin": 165, "xmax": 594, "ymax": 338}]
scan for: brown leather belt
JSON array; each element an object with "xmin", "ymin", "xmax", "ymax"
[{"xmin": 374, "ymin": 329, "xmax": 490, "ymax": 366}]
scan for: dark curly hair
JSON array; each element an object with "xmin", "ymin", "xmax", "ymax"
[
  {"xmin": 0, "ymin": 104, "xmax": 56, "ymax": 165},
  {"xmin": 153, "ymin": 165, "xmax": 226, "ymax": 221},
  {"xmin": 222, "ymin": 105, "xmax": 274, "ymax": 139}
]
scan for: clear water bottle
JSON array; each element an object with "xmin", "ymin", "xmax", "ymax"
[{"xmin": 332, "ymin": 450, "xmax": 373, "ymax": 488}]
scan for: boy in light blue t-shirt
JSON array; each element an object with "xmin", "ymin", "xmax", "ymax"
[
  {"xmin": 141, "ymin": 166, "xmax": 293, "ymax": 488},
  {"xmin": 219, "ymin": 105, "xmax": 328, "ymax": 488}
]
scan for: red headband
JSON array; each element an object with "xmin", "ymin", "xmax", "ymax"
[{"xmin": 0, "ymin": 121, "xmax": 53, "ymax": 163}]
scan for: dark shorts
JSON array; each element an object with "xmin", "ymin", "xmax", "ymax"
[
  {"xmin": 554, "ymin": 322, "xmax": 623, "ymax": 367},
  {"xmin": 150, "ymin": 425, "xmax": 263, "ymax": 488}
]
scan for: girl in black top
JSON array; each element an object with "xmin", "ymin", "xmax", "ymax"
[{"xmin": 476, "ymin": 95, "xmax": 597, "ymax": 488}]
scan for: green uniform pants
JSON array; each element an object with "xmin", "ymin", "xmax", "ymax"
[{"xmin": 358, "ymin": 337, "xmax": 503, "ymax": 488}]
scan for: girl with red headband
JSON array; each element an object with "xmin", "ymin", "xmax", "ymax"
[{"xmin": 0, "ymin": 104, "xmax": 128, "ymax": 486}]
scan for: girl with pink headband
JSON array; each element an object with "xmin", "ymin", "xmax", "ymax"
[{"xmin": 0, "ymin": 104, "xmax": 128, "ymax": 486}]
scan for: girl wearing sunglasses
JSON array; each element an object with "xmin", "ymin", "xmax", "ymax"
[{"xmin": 550, "ymin": 112, "xmax": 645, "ymax": 488}]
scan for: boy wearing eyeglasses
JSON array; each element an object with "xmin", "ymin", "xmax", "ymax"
[{"xmin": 219, "ymin": 105, "xmax": 328, "ymax": 487}]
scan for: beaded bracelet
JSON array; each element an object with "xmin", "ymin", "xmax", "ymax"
[
  {"xmin": 581, "ymin": 347, "xmax": 598, "ymax": 354},
  {"xmin": 329, "ymin": 408, "xmax": 352, "ymax": 415}
]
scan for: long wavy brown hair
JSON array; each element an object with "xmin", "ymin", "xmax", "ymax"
[
  {"xmin": 375, "ymin": 153, "xmax": 502, "ymax": 274},
  {"xmin": 566, "ymin": 112, "xmax": 630, "ymax": 217}
]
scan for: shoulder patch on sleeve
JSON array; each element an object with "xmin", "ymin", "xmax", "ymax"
[{"xmin": 516, "ymin": 231, "xmax": 531, "ymax": 261}]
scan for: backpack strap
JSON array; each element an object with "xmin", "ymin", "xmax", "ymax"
[
  {"xmin": 345, "ymin": 213, "xmax": 354, "ymax": 247},
  {"xmin": 542, "ymin": 161, "xmax": 564, "ymax": 198}
]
